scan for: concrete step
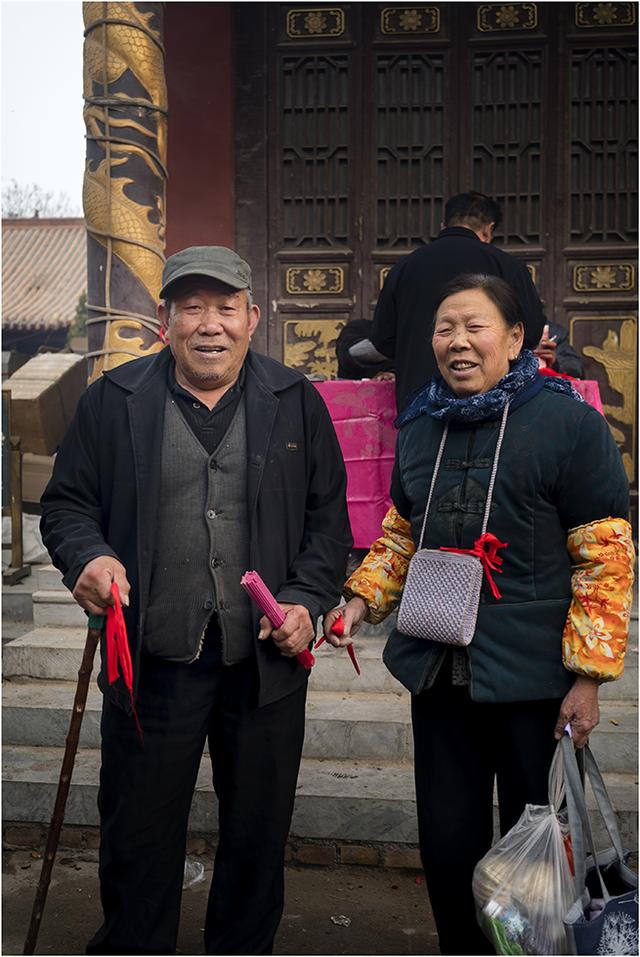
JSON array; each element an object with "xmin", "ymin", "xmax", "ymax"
[
  {"xmin": 33, "ymin": 563, "xmax": 64, "ymax": 590},
  {"xmin": 2, "ymin": 578, "xmax": 35, "ymax": 622},
  {"xmin": 1, "ymin": 681, "xmax": 413, "ymax": 762},
  {"xmin": 32, "ymin": 590, "xmax": 87, "ymax": 628},
  {"xmin": 3, "ymin": 746, "xmax": 637, "ymax": 849},
  {"xmin": 3, "ymin": 627, "xmax": 90, "ymax": 680},
  {"xmin": 5, "ymin": 627, "xmax": 637, "ymax": 700},
  {"xmin": 2, "ymin": 627, "xmax": 408, "ymax": 694},
  {"xmin": 3, "ymin": 678, "xmax": 636, "ymax": 774}
]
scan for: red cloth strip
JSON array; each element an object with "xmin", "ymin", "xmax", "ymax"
[
  {"xmin": 106, "ymin": 583, "xmax": 143, "ymax": 740},
  {"xmin": 440, "ymin": 532, "xmax": 508, "ymax": 600}
]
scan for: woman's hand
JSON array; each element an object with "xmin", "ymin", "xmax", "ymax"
[
  {"xmin": 554, "ymin": 675, "xmax": 600, "ymax": 748},
  {"xmin": 323, "ymin": 598, "xmax": 368, "ymax": 647}
]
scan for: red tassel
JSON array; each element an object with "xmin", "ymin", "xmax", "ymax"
[
  {"xmin": 106, "ymin": 583, "xmax": 143, "ymax": 741},
  {"xmin": 314, "ymin": 614, "xmax": 360, "ymax": 675},
  {"xmin": 440, "ymin": 532, "xmax": 508, "ymax": 600}
]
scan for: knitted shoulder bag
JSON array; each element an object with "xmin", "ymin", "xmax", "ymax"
[{"xmin": 397, "ymin": 401, "xmax": 510, "ymax": 645}]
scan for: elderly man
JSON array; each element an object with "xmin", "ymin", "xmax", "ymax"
[
  {"xmin": 41, "ymin": 246, "xmax": 352, "ymax": 955},
  {"xmin": 369, "ymin": 191, "xmax": 545, "ymax": 410}
]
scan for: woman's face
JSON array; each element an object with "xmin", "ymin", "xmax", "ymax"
[{"xmin": 432, "ymin": 288, "xmax": 524, "ymax": 398}]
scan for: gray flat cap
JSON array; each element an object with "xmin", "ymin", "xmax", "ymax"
[{"xmin": 160, "ymin": 246, "xmax": 252, "ymax": 299}]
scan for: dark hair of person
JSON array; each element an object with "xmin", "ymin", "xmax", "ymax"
[
  {"xmin": 443, "ymin": 192, "xmax": 502, "ymax": 231},
  {"xmin": 433, "ymin": 274, "xmax": 522, "ymax": 329}
]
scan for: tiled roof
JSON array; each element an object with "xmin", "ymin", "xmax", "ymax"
[{"xmin": 2, "ymin": 218, "xmax": 87, "ymax": 330}]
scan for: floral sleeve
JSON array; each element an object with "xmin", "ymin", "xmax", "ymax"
[
  {"xmin": 343, "ymin": 506, "xmax": 416, "ymax": 624},
  {"xmin": 563, "ymin": 517, "xmax": 635, "ymax": 682}
]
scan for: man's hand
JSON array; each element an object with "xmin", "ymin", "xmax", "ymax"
[
  {"xmin": 554, "ymin": 675, "xmax": 600, "ymax": 749},
  {"xmin": 534, "ymin": 323, "xmax": 558, "ymax": 369},
  {"xmin": 323, "ymin": 597, "xmax": 368, "ymax": 647},
  {"xmin": 258, "ymin": 603, "xmax": 314, "ymax": 658},
  {"xmin": 72, "ymin": 556, "xmax": 131, "ymax": 617}
]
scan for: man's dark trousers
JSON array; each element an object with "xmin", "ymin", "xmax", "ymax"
[{"xmin": 86, "ymin": 629, "xmax": 307, "ymax": 955}]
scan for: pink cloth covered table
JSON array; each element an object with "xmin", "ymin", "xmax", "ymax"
[
  {"xmin": 314, "ymin": 378, "xmax": 604, "ymax": 549},
  {"xmin": 572, "ymin": 379, "xmax": 604, "ymax": 415},
  {"xmin": 314, "ymin": 380, "xmax": 396, "ymax": 548}
]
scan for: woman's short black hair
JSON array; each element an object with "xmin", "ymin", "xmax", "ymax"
[{"xmin": 433, "ymin": 273, "xmax": 522, "ymax": 328}]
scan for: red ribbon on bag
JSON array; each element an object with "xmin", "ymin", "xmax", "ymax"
[
  {"xmin": 440, "ymin": 532, "xmax": 509, "ymax": 600},
  {"xmin": 106, "ymin": 582, "xmax": 143, "ymax": 741}
]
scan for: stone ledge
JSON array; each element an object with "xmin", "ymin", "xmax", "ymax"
[{"xmin": 3, "ymin": 822, "xmax": 424, "ymax": 871}]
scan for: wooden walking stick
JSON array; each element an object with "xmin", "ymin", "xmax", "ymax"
[{"xmin": 23, "ymin": 615, "xmax": 103, "ymax": 956}]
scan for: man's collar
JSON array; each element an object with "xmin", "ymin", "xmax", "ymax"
[
  {"xmin": 167, "ymin": 359, "xmax": 246, "ymax": 402},
  {"xmin": 436, "ymin": 226, "xmax": 481, "ymax": 241}
]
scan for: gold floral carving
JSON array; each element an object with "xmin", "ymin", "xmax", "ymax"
[
  {"xmin": 526, "ymin": 263, "xmax": 538, "ymax": 287},
  {"xmin": 379, "ymin": 266, "xmax": 392, "ymax": 290},
  {"xmin": 575, "ymin": 2, "xmax": 636, "ymax": 27},
  {"xmin": 83, "ymin": 2, "xmax": 167, "ymax": 379},
  {"xmin": 573, "ymin": 263, "xmax": 635, "ymax": 292},
  {"xmin": 477, "ymin": 3, "xmax": 538, "ymax": 30},
  {"xmin": 286, "ymin": 267, "xmax": 345, "ymax": 295},
  {"xmin": 286, "ymin": 8, "xmax": 345, "ymax": 37},
  {"xmin": 573, "ymin": 317, "xmax": 637, "ymax": 481},
  {"xmin": 283, "ymin": 320, "xmax": 346, "ymax": 378},
  {"xmin": 381, "ymin": 7, "xmax": 440, "ymax": 34}
]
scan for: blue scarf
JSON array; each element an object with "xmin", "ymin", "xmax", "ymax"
[{"xmin": 396, "ymin": 349, "xmax": 584, "ymax": 427}]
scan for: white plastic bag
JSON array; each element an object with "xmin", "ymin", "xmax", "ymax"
[{"xmin": 472, "ymin": 742, "xmax": 575, "ymax": 955}]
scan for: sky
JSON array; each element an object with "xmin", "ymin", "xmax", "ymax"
[{"xmin": 2, "ymin": 1, "xmax": 85, "ymax": 212}]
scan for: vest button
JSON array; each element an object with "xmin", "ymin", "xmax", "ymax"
[
  {"xmin": 209, "ymin": 460, "xmax": 218, "ymax": 470},
  {"xmin": 203, "ymin": 599, "xmax": 214, "ymax": 610},
  {"xmin": 207, "ymin": 509, "xmax": 216, "ymax": 519}
]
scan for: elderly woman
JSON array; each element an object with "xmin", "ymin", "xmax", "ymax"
[{"xmin": 323, "ymin": 274, "xmax": 633, "ymax": 955}]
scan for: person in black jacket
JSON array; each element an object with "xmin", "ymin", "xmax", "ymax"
[
  {"xmin": 370, "ymin": 192, "xmax": 545, "ymax": 410},
  {"xmin": 534, "ymin": 320, "xmax": 585, "ymax": 377},
  {"xmin": 40, "ymin": 246, "xmax": 352, "ymax": 956}
]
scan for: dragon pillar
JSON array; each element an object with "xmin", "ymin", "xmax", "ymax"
[{"xmin": 83, "ymin": 1, "xmax": 167, "ymax": 380}]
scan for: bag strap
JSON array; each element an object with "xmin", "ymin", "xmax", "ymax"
[
  {"xmin": 417, "ymin": 401, "xmax": 510, "ymax": 550},
  {"xmin": 580, "ymin": 745, "xmax": 626, "ymax": 864},
  {"xmin": 561, "ymin": 735, "xmax": 609, "ymax": 902}
]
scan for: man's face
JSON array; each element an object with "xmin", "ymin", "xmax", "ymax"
[{"xmin": 159, "ymin": 281, "xmax": 260, "ymax": 395}]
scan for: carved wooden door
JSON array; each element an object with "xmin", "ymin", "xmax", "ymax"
[{"xmin": 235, "ymin": 2, "xmax": 637, "ymax": 479}]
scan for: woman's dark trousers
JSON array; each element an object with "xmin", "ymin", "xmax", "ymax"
[
  {"xmin": 411, "ymin": 661, "xmax": 562, "ymax": 956},
  {"xmin": 86, "ymin": 636, "xmax": 307, "ymax": 955}
]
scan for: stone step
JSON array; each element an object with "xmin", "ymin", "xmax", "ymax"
[
  {"xmin": 2, "ymin": 627, "xmax": 406, "ymax": 694},
  {"xmin": 4, "ymin": 627, "xmax": 637, "ymax": 701},
  {"xmin": 2, "ymin": 579, "xmax": 35, "ymax": 622},
  {"xmin": 1, "ymin": 681, "xmax": 413, "ymax": 762},
  {"xmin": 3, "ymin": 746, "xmax": 637, "ymax": 849},
  {"xmin": 33, "ymin": 563, "xmax": 64, "ymax": 590},
  {"xmin": 3, "ymin": 627, "xmax": 90, "ymax": 680},
  {"xmin": 3, "ymin": 679, "xmax": 637, "ymax": 773},
  {"xmin": 32, "ymin": 590, "xmax": 87, "ymax": 628}
]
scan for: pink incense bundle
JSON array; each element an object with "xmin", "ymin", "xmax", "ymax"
[{"xmin": 241, "ymin": 570, "xmax": 315, "ymax": 670}]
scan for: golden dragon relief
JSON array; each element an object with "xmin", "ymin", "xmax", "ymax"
[{"xmin": 83, "ymin": 2, "xmax": 167, "ymax": 379}]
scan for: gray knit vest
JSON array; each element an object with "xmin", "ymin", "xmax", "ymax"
[{"xmin": 142, "ymin": 392, "xmax": 254, "ymax": 664}]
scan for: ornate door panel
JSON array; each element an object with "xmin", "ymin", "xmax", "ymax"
[
  {"xmin": 235, "ymin": 2, "xmax": 637, "ymax": 478},
  {"xmin": 560, "ymin": 8, "xmax": 638, "ymax": 482}
]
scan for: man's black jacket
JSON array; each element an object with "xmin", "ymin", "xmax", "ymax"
[
  {"xmin": 370, "ymin": 227, "xmax": 545, "ymax": 410},
  {"xmin": 40, "ymin": 347, "xmax": 353, "ymax": 708}
]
